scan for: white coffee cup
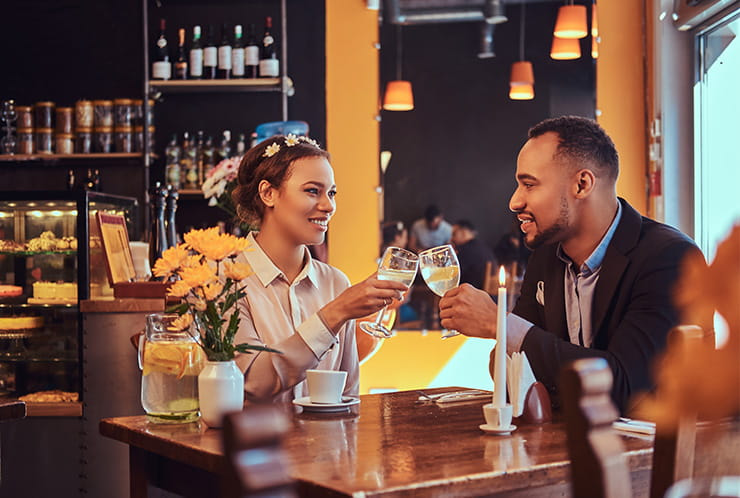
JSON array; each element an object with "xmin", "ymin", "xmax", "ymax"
[
  {"xmin": 483, "ymin": 403, "xmax": 513, "ymax": 429},
  {"xmin": 306, "ymin": 369, "xmax": 347, "ymax": 404}
]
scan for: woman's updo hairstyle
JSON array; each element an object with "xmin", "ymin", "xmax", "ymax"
[{"xmin": 232, "ymin": 134, "xmax": 330, "ymax": 226}]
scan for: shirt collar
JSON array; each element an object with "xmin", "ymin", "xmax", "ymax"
[
  {"xmin": 243, "ymin": 231, "xmax": 319, "ymax": 288},
  {"xmin": 557, "ymin": 202, "xmax": 622, "ymax": 274}
]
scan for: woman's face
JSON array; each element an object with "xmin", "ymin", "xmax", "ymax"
[{"xmin": 264, "ymin": 156, "xmax": 337, "ymax": 246}]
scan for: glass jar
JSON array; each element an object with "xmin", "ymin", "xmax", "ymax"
[
  {"xmin": 17, "ymin": 128, "xmax": 34, "ymax": 154},
  {"xmin": 56, "ymin": 107, "xmax": 74, "ymax": 134},
  {"xmin": 139, "ymin": 313, "xmax": 202, "ymax": 424},
  {"xmin": 94, "ymin": 126, "xmax": 113, "ymax": 153},
  {"xmin": 76, "ymin": 127, "xmax": 92, "ymax": 154},
  {"xmin": 35, "ymin": 127, "xmax": 54, "ymax": 154},
  {"xmin": 55, "ymin": 133, "xmax": 74, "ymax": 155},
  {"xmin": 113, "ymin": 98, "xmax": 134, "ymax": 128},
  {"xmin": 133, "ymin": 125, "xmax": 156, "ymax": 152},
  {"xmin": 16, "ymin": 106, "xmax": 33, "ymax": 129},
  {"xmin": 34, "ymin": 101, "xmax": 55, "ymax": 129},
  {"xmin": 74, "ymin": 100, "xmax": 94, "ymax": 128},
  {"xmin": 92, "ymin": 100, "xmax": 113, "ymax": 128},
  {"xmin": 115, "ymin": 126, "xmax": 133, "ymax": 153}
]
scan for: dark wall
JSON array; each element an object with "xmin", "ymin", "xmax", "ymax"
[
  {"xmin": 0, "ymin": 0, "xmax": 326, "ymax": 233},
  {"xmin": 380, "ymin": 2, "xmax": 595, "ymax": 251}
]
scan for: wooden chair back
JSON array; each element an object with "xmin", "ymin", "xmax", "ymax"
[
  {"xmin": 560, "ymin": 357, "xmax": 632, "ymax": 498},
  {"xmin": 483, "ymin": 261, "xmax": 496, "ymax": 295},
  {"xmin": 222, "ymin": 406, "xmax": 296, "ymax": 498}
]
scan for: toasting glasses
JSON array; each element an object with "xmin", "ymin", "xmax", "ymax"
[
  {"xmin": 359, "ymin": 246, "xmax": 419, "ymax": 338},
  {"xmin": 419, "ymin": 245, "xmax": 461, "ymax": 339}
]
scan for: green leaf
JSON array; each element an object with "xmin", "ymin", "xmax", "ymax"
[
  {"xmin": 166, "ymin": 302, "xmax": 189, "ymax": 314},
  {"xmin": 235, "ymin": 343, "xmax": 282, "ymax": 354},
  {"xmin": 223, "ymin": 311, "xmax": 240, "ymax": 345}
]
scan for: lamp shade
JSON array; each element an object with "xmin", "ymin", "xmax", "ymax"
[
  {"xmin": 510, "ymin": 61, "xmax": 534, "ymax": 86},
  {"xmin": 591, "ymin": 36, "xmax": 599, "ymax": 59},
  {"xmin": 554, "ymin": 5, "xmax": 588, "ymax": 39},
  {"xmin": 591, "ymin": 3, "xmax": 598, "ymax": 36},
  {"xmin": 509, "ymin": 83, "xmax": 534, "ymax": 100},
  {"xmin": 550, "ymin": 36, "xmax": 581, "ymax": 60},
  {"xmin": 383, "ymin": 80, "xmax": 414, "ymax": 111}
]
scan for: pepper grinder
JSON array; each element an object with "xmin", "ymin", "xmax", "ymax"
[
  {"xmin": 165, "ymin": 185, "xmax": 179, "ymax": 248},
  {"xmin": 149, "ymin": 182, "xmax": 169, "ymax": 271}
]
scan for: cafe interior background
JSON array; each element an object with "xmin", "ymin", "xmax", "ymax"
[{"xmin": 0, "ymin": 0, "xmax": 738, "ymax": 495}]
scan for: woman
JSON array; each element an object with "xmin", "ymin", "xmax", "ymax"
[{"xmin": 232, "ymin": 134, "xmax": 407, "ymax": 404}]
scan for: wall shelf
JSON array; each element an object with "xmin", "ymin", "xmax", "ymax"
[
  {"xmin": 0, "ymin": 153, "xmax": 153, "ymax": 166},
  {"xmin": 149, "ymin": 77, "xmax": 293, "ymax": 95}
]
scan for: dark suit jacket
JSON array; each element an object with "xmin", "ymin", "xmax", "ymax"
[
  {"xmin": 512, "ymin": 198, "xmax": 702, "ymax": 413},
  {"xmin": 457, "ymin": 238, "xmax": 495, "ymax": 290}
]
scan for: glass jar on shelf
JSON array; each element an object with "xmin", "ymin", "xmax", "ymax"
[
  {"xmin": 56, "ymin": 107, "xmax": 74, "ymax": 134},
  {"xmin": 35, "ymin": 128, "xmax": 54, "ymax": 154},
  {"xmin": 94, "ymin": 127, "xmax": 113, "ymax": 153},
  {"xmin": 92, "ymin": 100, "xmax": 113, "ymax": 128},
  {"xmin": 34, "ymin": 101, "xmax": 55, "ymax": 129},
  {"xmin": 16, "ymin": 106, "xmax": 33, "ymax": 129},
  {"xmin": 76, "ymin": 128, "xmax": 92, "ymax": 154},
  {"xmin": 113, "ymin": 99, "xmax": 134, "ymax": 128},
  {"xmin": 114, "ymin": 126, "xmax": 133, "ymax": 153},
  {"xmin": 17, "ymin": 128, "xmax": 34, "ymax": 155},
  {"xmin": 55, "ymin": 133, "xmax": 74, "ymax": 155},
  {"xmin": 134, "ymin": 125, "xmax": 156, "ymax": 153}
]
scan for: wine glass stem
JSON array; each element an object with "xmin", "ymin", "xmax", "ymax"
[{"xmin": 374, "ymin": 306, "xmax": 387, "ymax": 326}]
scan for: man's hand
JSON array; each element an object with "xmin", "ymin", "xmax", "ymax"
[{"xmin": 439, "ymin": 283, "xmax": 498, "ymax": 339}]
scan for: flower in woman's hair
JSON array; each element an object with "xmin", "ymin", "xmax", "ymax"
[
  {"xmin": 152, "ymin": 244, "xmax": 189, "ymax": 278},
  {"xmin": 167, "ymin": 312, "xmax": 193, "ymax": 332},
  {"xmin": 299, "ymin": 136, "xmax": 320, "ymax": 148},
  {"xmin": 264, "ymin": 142, "xmax": 281, "ymax": 157},
  {"xmin": 202, "ymin": 282, "xmax": 224, "ymax": 301},
  {"xmin": 224, "ymin": 261, "xmax": 254, "ymax": 281},
  {"xmin": 180, "ymin": 262, "xmax": 218, "ymax": 288},
  {"xmin": 168, "ymin": 279, "xmax": 193, "ymax": 298},
  {"xmin": 284, "ymin": 133, "xmax": 300, "ymax": 147}
]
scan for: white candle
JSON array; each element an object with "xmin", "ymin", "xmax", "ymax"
[{"xmin": 493, "ymin": 266, "xmax": 507, "ymax": 408}]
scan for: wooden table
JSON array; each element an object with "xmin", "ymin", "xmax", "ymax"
[{"xmin": 100, "ymin": 389, "xmax": 656, "ymax": 497}]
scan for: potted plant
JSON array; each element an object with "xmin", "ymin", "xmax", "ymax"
[{"xmin": 153, "ymin": 227, "xmax": 278, "ymax": 427}]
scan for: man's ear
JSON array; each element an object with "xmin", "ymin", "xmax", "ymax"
[
  {"xmin": 573, "ymin": 169, "xmax": 596, "ymax": 199},
  {"xmin": 258, "ymin": 180, "xmax": 276, "ymax": 208}
]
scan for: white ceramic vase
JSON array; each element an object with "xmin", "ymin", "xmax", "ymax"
[{"xmin": 198, "ymin": 360, "xmax": 244, "ymax": 428}]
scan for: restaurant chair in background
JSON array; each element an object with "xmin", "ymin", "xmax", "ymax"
[
  {"xmin": 560, "ymin": 357, "xmax": 633, "ymax": 498},
  {"xmin": 222, "ymin": 405, "xmax": 296, "ymax": 498}
]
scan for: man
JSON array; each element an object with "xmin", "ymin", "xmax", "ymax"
[
  {"xmin": 439, "ymin": 116, "xmax": 702, "ymax": 413},
  {"xmin": 408, "ymin": 205, "xmax": 452, "ymax": 253},
  {"xmin": 451, "ymin": 220, "xmax": 496, "ymax": 290}
]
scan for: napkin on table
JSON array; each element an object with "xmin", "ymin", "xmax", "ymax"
[{"xmin": 506, "ymin": 352, "xmax": 536, "ymax": 417}]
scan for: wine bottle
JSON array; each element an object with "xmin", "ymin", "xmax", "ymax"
[
  {"xmin": 244, "ymin": 24, "xmax": 259, "ymax": 78},
  {"xmin": 203, "ymin": 135, "xmax": 216, "ymax": 180},
  {"xmin": 181, "ymin": 132, "xmax": 198, "ymax": 190},
  {"xmin": 231, "ymin": 25, "xmax": 245, "ymax": 78},
  {"xmin": 217, "ymin": 23, "xmax": 232, "ymax": 79},
  {"xmin": 259, "ymin": 17, "xmax": 279, "ymax": 78},
  {"xmin": 189, "ymin": 25, "xmax": 203, "ymax": 79},
  {"xmin": 165, "ymin": 134, "xmax": 182, "ymax": 188},
  {"xmin": 152, "ymin": 19, "xmax": 172, "ymax": 80},
  {"xmin": 175, "ymin": 28, "xmax": 188, "ymax": 80},
  {"xmin": 165, "ymin": 185, "xmax": 179, "ymax": 248},
  {"xmin": 195, "ymin": 130, "xmax": 206, "ymax": 185},
  {"xmin": 235, "ymin": 133, "xmax": 247, "ymax": 155},
  {"xmin": 217, "ymin": 130, "xmax": 232, "ymax": 163},
  {"xmin": 67, "ymin": 169, "xmax": 76, "ymax": 190},
  {"xmin": 203, "ymin": 25, "xmax": 217, "ymax": 79}
]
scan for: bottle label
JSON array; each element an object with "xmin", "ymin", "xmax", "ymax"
[
  {"xmin": 263, "ymin": 35, "xmax": 274, "ymax": 46},
  {"xmin": 175, "ymin": 62, "xmax": 188, "ymax": 79},
  {"xmin": 190, "ymin": 49, "xmax": 203, "ymax": 76},
  {"xmin": 152, "ymin": 61, "xmax": 172, "ymax": 80},
  {"xmin": 259, "ymin": 58, "xmax": 279, "ymax": 77},
  {"xmin": 218, "ymin": 46, "xmax": 232, "ymax": 69},
  {"xmin": 245, "ymin": 46, "xmax": 259, "ymax": 66},
  {"xmin": 232, "ymin": 48, "xmax": 245, "ymax": 76},
  {"xmin": 157, "ymin": 38, "xmax": 167, "ymax": 49},
  {"xmin": 204, "ymin": 46, "xmax": 217, "ymax": 67}
]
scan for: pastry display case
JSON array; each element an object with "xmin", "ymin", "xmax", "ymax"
[{"xmin": 0, "ymin": 191, "xmax": 138, "ymax": 415}]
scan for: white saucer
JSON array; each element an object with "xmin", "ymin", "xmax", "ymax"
[
  {"xmin": 292, "ymin": 396, "xmax": 360, "ymax": 413},
  {"xmin": 479, "ymin": 423, "xmax": 517, "ymax": 435}
]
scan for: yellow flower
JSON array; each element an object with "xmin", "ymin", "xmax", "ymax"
[
  {"xmin": 184, "ymin": 227, "xmax": 250, "ymax": 261},
  {"xmin": 167, "ymin": 313, "xmax": 193, "ymax": 331},
  {"xmin": 167, "ymin": 280, "xmax": 193, "ymax": 298},
  {"xmin": 203, "ymin": 282, "xmax": 224, "ymax": 301},
  {"xmin": 152, "ymin": 244, "xmax": 190, "ymax": 278},
  {"xmin": 180, "ymin": 263, "xmax": 217, "ymax": 288},
  {"xmin": 224, "ymin": 261, "xmax": 254, "ymax": 281}
]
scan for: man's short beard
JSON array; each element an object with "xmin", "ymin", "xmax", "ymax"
[{"xmin": 524, "ymin": 196, "xmax": 569, "ymax": 249}]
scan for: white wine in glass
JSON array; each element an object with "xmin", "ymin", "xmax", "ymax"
[
  {"xmin": 419, "ymin": 245, "xmax": 461, "ymax": 339},
  {"xmin": 359, "ymin": 246, "xmax": 419, "ymax": 338}
]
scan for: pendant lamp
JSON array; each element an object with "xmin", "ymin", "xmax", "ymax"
[
  {"xmin": 591, "ymin": 2, "xmax": 598, "ymax": 37},
  {"xmin": 383, "ymin": 25, "xmax": 414, "ymax": 111},
  {"xmin": 554, "ymin": 2, "xmax": 588, "ymax": 39},
  {"xmin": 591, "ymin": 36, "xmax": 599, "ymax": 59},
  {"xmin": 509, "ymin": 3, "xmax": 534, "ymax": 100},
  {"xmin": 550, "ymin": 36, "xmax": 581, "ymax": 60}
]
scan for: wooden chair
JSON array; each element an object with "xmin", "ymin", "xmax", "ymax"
[
  {"xmin": 560, "ymin": 357, "xmax": 632, "ymax": 498},
  {"xmin": 222, "ymin": 405, "xmax": 296, "ymax": 498}
]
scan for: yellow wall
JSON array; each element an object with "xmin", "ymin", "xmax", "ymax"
[
  {"xmin": 325, "ymin": 1, "xmax": 381, "ymax": 283},
  {"xmin": 597, "ymin": 0, "xmax": 648, "ymax": 214}
]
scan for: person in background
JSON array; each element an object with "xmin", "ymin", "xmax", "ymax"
[
  {"xmin": 408, "ymin": 204, "xmax": 453, "ymax": 252},
  {"xmin": 439, "ymin": 116, "xmax": 704, "ymax": 414},
  {"xmin": 494, "ymin": 216, "xmax": 531, "ymax": 279},
  {"xmin": 451, "ymin": 220, "xmax": 496, "ymax": 290},
  {"xmin": 231, "ymin": 135, "xmax": 408, "ymax": 404},
  {"xmin": 381, "ymin": 220, "xmax": 408, "ymax": 255}
]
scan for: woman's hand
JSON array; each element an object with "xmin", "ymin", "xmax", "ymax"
[{"xmin": 319, "ymin": 274, "xmax": 408, "ymax": 333}]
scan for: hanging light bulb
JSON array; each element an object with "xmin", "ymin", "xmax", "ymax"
[
  {"xmin": 383, "ymin": 25, "xmax": 414, "ymax": 111},
  {"xmin": 550, "ymin": 36, "xmax": 581, "ymax": 60},
  {"xmin": 554, "ymin": 3, "xmax": 588, "ymax": 39},
  {"xmin": 509, "ymin": 84, "xmax": 535, "ymax": 100},
  {"xmin": 509, "ymin": 3, "xmax": 534, "ymax": 100}
]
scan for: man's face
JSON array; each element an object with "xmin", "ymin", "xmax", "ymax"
[
  {"xmin": 509, "ymin": 132, "xmax": 574, "ymax": 249},
  {"xmin": 451, "ymin": 225, "xmax": 467, "ymax": 246},
  {"xmin": 427, "ymin": 215, "xmax": 443, "ymax": 230}
]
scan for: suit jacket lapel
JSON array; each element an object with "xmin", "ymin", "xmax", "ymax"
[{"xmin": 543, "ymin": 250, "xmax": 568, "ymax": 341}]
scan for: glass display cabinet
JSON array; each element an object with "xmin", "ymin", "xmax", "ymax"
[{"xmin": 0, "ymin": 191, "xmax": 137, "ymax": 414}]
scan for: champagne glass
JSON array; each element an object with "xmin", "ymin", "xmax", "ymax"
[
  {"xmin": 359, "ymin": 246, "xmax": 419, "ymax": 338},
  {"xmin": 419, "ymin": 245, "xmax": 461, "ymax": 339}
]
